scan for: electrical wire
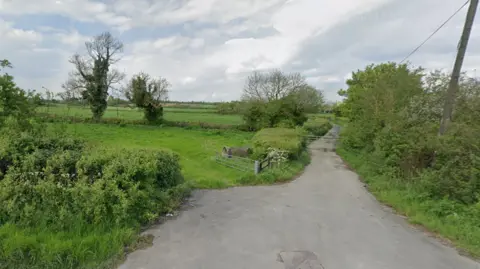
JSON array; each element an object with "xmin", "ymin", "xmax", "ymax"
[{"xmin": 399, "ymin": 0, "xmax": 470, "ymax": 64}]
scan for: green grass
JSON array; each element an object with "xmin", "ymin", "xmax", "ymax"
[
  {"xmin": 61, "ymin": 123, "xmax": 254, "ymax": 188},
  {"xmin": 1, "ymin": 122, "xmax": 314, "ymax": 269},
  {"xmin": 58, "ymin": 123, "xmax": 312, "ymax": 189},
  {"xmin": 336, "ymin": 145, "xmax": 480, "ymax": 258},
  {"xmin": 0, "ymin": 223, "xmax": 134, "ymax": 269},
  {"xmin": 38, "ymin": 105, "xmax": 242, "ymax": 125},
  {"xmin": 166, "ymin": 112, "xmax": 242, "ymax": 124}
]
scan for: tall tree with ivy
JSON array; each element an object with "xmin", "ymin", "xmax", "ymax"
[{"xmin": 64, "ymin": 32, "xmax": 125, "ymax": 121}]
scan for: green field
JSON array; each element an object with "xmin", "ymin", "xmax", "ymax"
[
  {"xmin": 38, "ymin": 104, "xmax": 243, "ymax": 125},
  {"xmin": 62, "ymin": 123, "xmax": 254, "ymax": 188}
]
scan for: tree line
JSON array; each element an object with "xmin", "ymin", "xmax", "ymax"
[
  {"xmin": 54, "ymin": 31, "xmax": 326, "ymax": 126},
  {"xmin": 339, "ymin": 62, "xmax": 480, "ymax": 204}
]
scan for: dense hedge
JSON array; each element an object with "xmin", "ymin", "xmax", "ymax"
[
  {"xmin": 251, "ymin": 128, "xmax": 307, "ymax": 160},
  {"xmin": 337, "ymin": 62, "xmax": 480, "ymax": 256},
  {"xmin": 303, "ymin": 117, "xmax": 332, "ymax": 136},
  {"xmin": 0, "ymin": 119, "xmax": 188, "ymax": 268}
]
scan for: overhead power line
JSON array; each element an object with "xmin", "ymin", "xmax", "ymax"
[{"xmin": 399, "ymin": 0, "xmax": 470, "ymax": 64}]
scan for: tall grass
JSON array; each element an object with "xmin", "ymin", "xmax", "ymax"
[{"xmin": 337, "ymin": 145, "xmax": 480, "ymax": 258}]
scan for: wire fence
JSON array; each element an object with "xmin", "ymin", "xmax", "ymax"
[{"xmin": 213, "ymin": 153, "xmax": 256, "ymax": 173}]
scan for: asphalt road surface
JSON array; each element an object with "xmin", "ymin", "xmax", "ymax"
[{"xmin": 118, "ymin": 126, "xmax": 479, "ymax": 269}]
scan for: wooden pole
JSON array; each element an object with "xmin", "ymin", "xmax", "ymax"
[{"xmin": 438, "ymin": 0, "xmax": 478, "ymax": 135}]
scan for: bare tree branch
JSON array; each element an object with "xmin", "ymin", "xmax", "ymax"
[
  {"xmin": 242, "ymin": 71, "xmax": 265, "ymax": 100},
  {"xmin": 85, "ymin": 32, "xmax": 123, "ymax": 65},
  {"xmin": 242, "ymin": 69, "xmax": 308, "ymax": 101},
  {"xmin": 148, "ymin": 77, "xmax": 170, "ymax": 106}
]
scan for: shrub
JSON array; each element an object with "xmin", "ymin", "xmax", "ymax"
[
  {"xmin": 0, "ymin": 121, "xmax": 188, "ymax": 268},
  {"xmin": 303, "ymin": 117, "xmax": 332, "ymax": 136},
  {"xmin": 242, "ymin": 100, "xmax": 267, "ymax": 131},
  {"xmin": 242, "ymin": 95, "xmax": 309, "ymax": 131},
  {"xmin": 216, "ymin": 101, "xmax": 245, "ymax": 115},
  {"xmin": 0, "ymin": 144, "xmax": 184, "ymax": 229},
  {"xmin": 251, "ymin": 128, "xmax": 307, "ymax": 160}
]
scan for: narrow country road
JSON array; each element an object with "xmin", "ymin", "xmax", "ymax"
[{"xmin": 118, "ymin": 126, "xmax": 479, "ymax": 269}]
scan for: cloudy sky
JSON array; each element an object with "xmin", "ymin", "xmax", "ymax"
[{"xmin": 1, "ymin": 0, "xmax": 479, "ymax": 102}]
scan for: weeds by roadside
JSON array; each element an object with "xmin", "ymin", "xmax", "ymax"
[{"xmin": 337, "ymin": 145, "xmax": 480, "ymax": 258}]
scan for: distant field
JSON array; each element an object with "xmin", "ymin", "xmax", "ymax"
[
  {"xmin": 38, "ymin": 104, "xmax": 243, "ymax": 125},
  {"xmin": 162, "ymin": 103, "xmax": 217, "ymax": 109},
  {"xmin": 61, "ymin": 123, "xmax": 254, "ymax": 188}
]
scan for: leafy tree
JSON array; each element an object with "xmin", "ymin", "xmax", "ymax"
[
  {"xmin": 0, "ymin": 59, "xmax": 40, "ymax": 121},
  {"xmin": 241, "ymin": 70, "xmax": 313, "ymax": 130},
  {"xmin": 242, "ymin": 100, "xmax": 267, "ymax": 131},
  {"xmin": 124, "ymin": 72, "xmax": 170, "ymax": 122},
  {"xmin": 65, "ymin": 32, "xmax": 125, "ymax": 120},
  {"xmin": 331, "ymin": 102, "xmax": 345, "ymax": 117},
  {"xmin": 340, "ymin": 61, "xmax": 480, "ymax": 204},
  {"xmin": 339, "ymin": 62, "xmax": 424, "ymax": 150},
  {"xmin": 242, "ymin": 93, "xmax": 308, "ymax": 130},
  {"xmin": 290, "ymin": 85, "xmax": 325, "ymax": 113}
]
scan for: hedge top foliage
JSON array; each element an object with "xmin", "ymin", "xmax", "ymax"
[
  {"xmin": 0, "ymin": 119, "xmax": 185, "ymax": 231},
  {"xmin": 251, "ymin": 127, "xmax": 307, "ymax": 160},
  {"xmin": 303, "ymin": 117, "xmax": 332, "ymax": 136}
]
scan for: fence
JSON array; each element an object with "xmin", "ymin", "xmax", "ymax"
[
  {"xmin": 304, "ymin": 134, "xmax": 337, "ymax": 144},
  {"xmin": 212, "ymin": 152, "xmax": 277, "ymax": 175},
  {"xmin": 303, "ymin": 127, "xmax": 340, "ymax": 152},
  {"xmin": 213, "ymin": 152, "xmax": 256, "ymax": 173},
  {"xmin": 254, "ymin": 156, "xmax": 273, "ymax": 174},
  {"xmin": 207, "ymin": 141, "xmax": 286, "ymax": 175}
]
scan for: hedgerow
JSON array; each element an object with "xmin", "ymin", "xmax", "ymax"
[
  {"xmin": 251, "ymin": 127, "xmax": 307, "ymax": 160},
  {"xmin": 337, "ymin": 62, "xmax": 480, "ymax": 256},
  {"xmin": 0, "ymin": 118, "xmax": 189, "ymax": 269},
  {"xmin": 303, "ymin": 117, "xmax": 332, "ymax": 136}
]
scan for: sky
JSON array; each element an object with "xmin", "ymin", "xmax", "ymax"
[{"xmin": 1, "ymin": 0, "xmax": 479, "ymax": 102}]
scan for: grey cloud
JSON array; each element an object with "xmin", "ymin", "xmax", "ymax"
[{"xmin": 4, "ymin": 0, "xmax": 480, "ymax": 103}]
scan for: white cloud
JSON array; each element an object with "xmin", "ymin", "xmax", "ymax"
[
  {"xmin": 0, "ymin": 19, "xmax": 42, "ymax": 48},
  {"xmin": 181, "ymin": 77, "xmax": 196, "ymax": 84},
  {"xmin": 1, "ymin": 0, "xmax": 479, "ymax": 102}
]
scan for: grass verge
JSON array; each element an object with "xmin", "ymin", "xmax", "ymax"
[
  {"xmin": 336, "ymin": 145, "xmax": 480, "ymax": 258},
  {"xmin": 0, "ymin": 181, "xmax": 191, "ymax": 269}
]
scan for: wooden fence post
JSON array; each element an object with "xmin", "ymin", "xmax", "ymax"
[{"xmin": 254, "ymin": 160, "xmax": 259, "ymax": 175}]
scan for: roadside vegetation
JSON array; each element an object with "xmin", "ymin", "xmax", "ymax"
[
  {"xmin": 0, "ymin": 31, "xmax": 332, "ymax": 269},
  {"xmin": 5, "ymin": 28, "xmax": 476, "ymax": 268},
  {"xmin": 336, "ymin": 62, "xmax": 480, "ymax": 257}
]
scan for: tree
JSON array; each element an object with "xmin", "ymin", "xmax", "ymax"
[
  {"xmin": 242, "ymin": 93, "xmax": 309, "ymax": 131},
  {"xmin": 0, "ymin": 59, "xmax": 40, "ymax": 120},
  {"xmin": 124, "ymin": 72, "xmax": 170, "ymax": 122},
  {"xmin": 291, "ymin": 85, "xmax": 325, "ymax": 113},
  {"xmin": 242, "ymin": 100, "xmax": 267, "ymax": 131},
  {"xmin": 65, "ymin": 32, "xmax": 125, "ymax": 120},
  {"xmin": 339, "ymin": 62, "xmax": 424, "ymax": 151},
  {"xmin": 242, "ymin": 69, "xmax": 308, "ymax": 101}
]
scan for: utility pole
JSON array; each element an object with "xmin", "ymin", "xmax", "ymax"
[{"xmin": 439, "ymin": 0, "xmax": 478, "ymax": 135}]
